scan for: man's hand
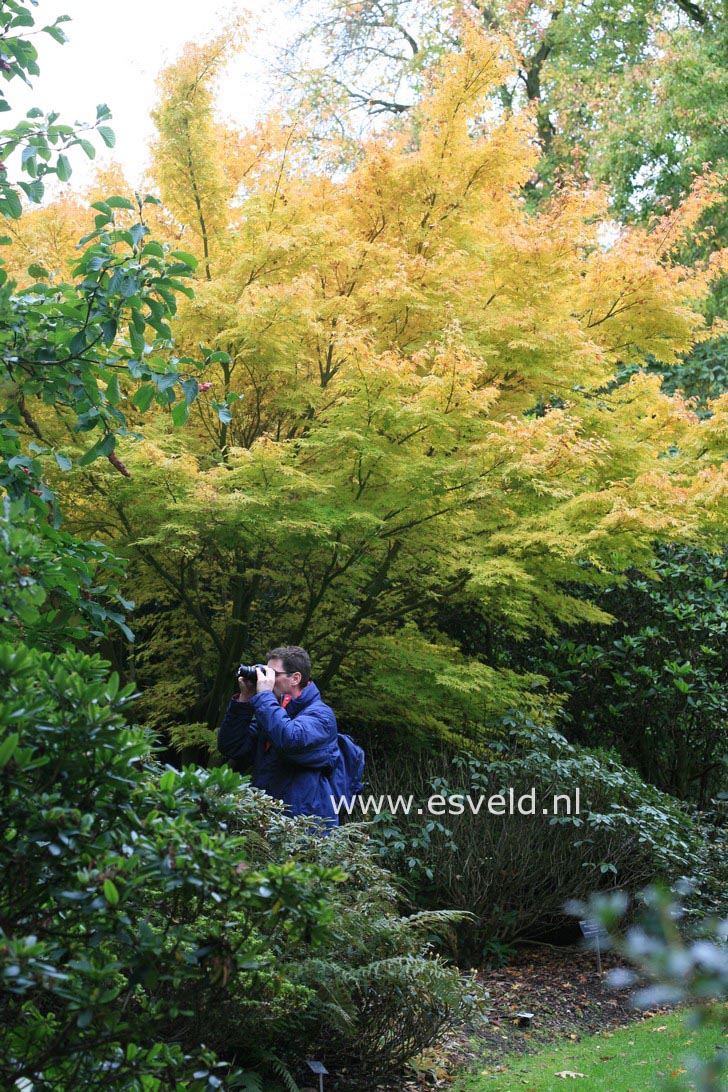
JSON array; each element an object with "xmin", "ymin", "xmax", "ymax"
[
  {"xmin": 256, "ymin": 665, "xmax": 276, "ymax": 693},
  {"xmin": 235, "ymin": 674, "xmax": 256, "ymax": 702}
]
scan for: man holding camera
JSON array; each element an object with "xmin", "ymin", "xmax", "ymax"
[{"xmin": 217, "ymin": 645, "xmax": 340, "ymax": 827}]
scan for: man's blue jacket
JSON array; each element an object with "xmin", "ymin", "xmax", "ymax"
[{"xmin": 217, "ymin": 682, "xmax": 340, "ymax": 825}]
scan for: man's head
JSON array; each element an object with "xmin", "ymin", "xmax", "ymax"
[{"xmin": 266, "ymin": 645, "xmax": 311, "ymax": 699}]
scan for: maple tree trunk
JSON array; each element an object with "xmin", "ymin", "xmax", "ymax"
[
  {"xmin": 203, "ymin": 565, "xmax": 262, "ymax": 731},
  {"xmin": 320, "ymin": 541, "xmax": 402, "ymax": 687}
]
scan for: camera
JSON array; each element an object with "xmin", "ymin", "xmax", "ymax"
[{"xmin": 237, "ymin": 663, "xmax": 265, "ymax": 685}]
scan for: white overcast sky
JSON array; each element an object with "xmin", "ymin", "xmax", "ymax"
[{"xmin": 11, "ymin": 0, "xmax": 292, "ymax": 189}]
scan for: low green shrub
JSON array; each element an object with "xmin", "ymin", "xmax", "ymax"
[
  {"xmin": 367, "ymin": 717, "xmax": 701, "ymax": 961},
  {"xmin": 0, "ymin": 641, "xmax": 343, "ymax": 1089},
  {"xmin": 232, "ymin": 817, "xmax": 484, "ymax": 1085},
  {"xmin": 1, "ymin": 639, "xmax": 482, "ymax": 1089}
]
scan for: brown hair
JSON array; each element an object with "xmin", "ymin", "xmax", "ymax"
[{"xmin": 266, "ymin": 645, "xmax": 312, "ymax": 685}]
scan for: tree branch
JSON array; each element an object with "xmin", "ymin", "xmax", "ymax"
[{"xmin": 673, "ymin": 0, "xmax": 708, "ymax": 25}]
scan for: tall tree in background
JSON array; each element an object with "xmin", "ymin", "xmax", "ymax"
[{"xmin": 282, "ymin": 0, "xmax": 726, "ymax": 213}]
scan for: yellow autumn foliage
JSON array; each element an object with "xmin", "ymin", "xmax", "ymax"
[{"xmin": 27, "ymin": 23, "xmax": 727, "ymax": 739}]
